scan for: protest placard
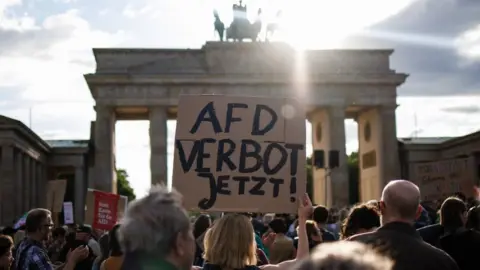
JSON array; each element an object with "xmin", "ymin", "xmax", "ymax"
[
  {"xmin": 63, "ymin": 202, "xmax": 74, "ymax": 224},
  {"xmin": 173, "ymin": 95, "xmax": 306, "ymax": 213},
  {"xmin": 46, "ymin": 180, "xmax": 67, "ymax": 213},
  {"xmin": 84, "ymin": 189, "xmax": 122, "ymax": 230},
  {"xmin": 412, "ymin": 157, "xmax": 476, "ymax": 201}
]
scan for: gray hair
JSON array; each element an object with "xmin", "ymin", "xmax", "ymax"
[
  {"xmin": 118, "ymin": 185, "xmax": 190, "ymax": 255},
  {"xmin": 294, "ymin": 241, "xmax": 393, "ymax": 270}
]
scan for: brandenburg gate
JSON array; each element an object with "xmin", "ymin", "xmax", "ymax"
[{"xmin": 84, "ymin": 42, "xmax": 407, "ymax": 206}]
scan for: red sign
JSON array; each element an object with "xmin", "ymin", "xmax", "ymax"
[{"xmin": 92, "ymin": 191, "xmax": 119, "ymax": 231}]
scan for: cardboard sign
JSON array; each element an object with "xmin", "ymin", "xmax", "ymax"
[
  {"xmin": 412, "ymin": 157, "xmax": 476, "ymax": 201},
  {"xmin": 46, "ymin": 180, "xmax": 67, "ymax": 213},
  {"xmin": 63, "ymin": 202, "xmax": 74, "ymax": 224},
  {"xmin": 85, "ymin": 189, "xmax": 127, "ymax": 228},
  {"xmin": 173, "ymin": 95, "xmax": 306, "ymax": 213}
]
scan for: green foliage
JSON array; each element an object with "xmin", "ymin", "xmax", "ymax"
[
  {"xmin": 347, "ymin": 151, "xmax": 360, "ymax": 204},
  {"xmin": 117, "ymin": 169, "xmax": 136, "ymax": 202}
]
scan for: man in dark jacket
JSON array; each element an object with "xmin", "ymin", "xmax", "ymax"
[
  {"xmin": 312, "ymin": 206, "xmax": 336, "ymax": 242},
  {"xmin": 349, "ymin": 180, "xmax": 459, "ymax": 270}
]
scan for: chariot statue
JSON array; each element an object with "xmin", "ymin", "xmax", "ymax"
[{"xmin": 214, "ymin": 0, "xmax": 262, "ymax": 42}]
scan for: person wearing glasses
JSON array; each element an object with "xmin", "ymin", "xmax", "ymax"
[{"xmin": 14, "ymin": 208, "xmax": 88, "ymax": 270}]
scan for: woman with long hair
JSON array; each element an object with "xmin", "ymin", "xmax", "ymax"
[{"xmin": 202, "ymin": 193, "xmax": 313, "ymax": 270}]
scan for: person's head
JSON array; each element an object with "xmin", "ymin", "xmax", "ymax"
[
  {"xmin": 109, "ymin": 224, "xmax": 122, "ymax": 257},
  {"xmin": 0, "ymin": 235, "xmax": 13, "ymax": 269},
  {"xmin": 453, "ymin": 192, "xmax": 466, "ymax": 202},
  {"xmin": 25, "ymin": 208, "xmax": 53, "ymax": 241},
  {"xmin": 119, "ymin": 186, "xmax": 194, "ymax": 270},
  {"xmin": 298, "ymin": 220, "xmax": 321, "ymax": 242},
  {"xmin": 67, "ymin": 224, "xmax": 77, "ymax": 234},
  {"xmin": 294, "ymin": 241, "xmax": 393, "ymax": 270},
  {"xmin": 312, "ymin": 206, "xmax": 329, "ymax": 225},
  {"xmin": 466, "ymin": 205, "xmax": 480, "ymax": 231},
  {"xmin": 52, "ymin": 227, "xmax": 67, "ymax": 244},
  {"xmin": 341, "ymin": 204, "xmax": 380, "ymax": 239},
  {"xmin": 193, "ymin": 215, "xmax": 211, "ymax": 239},
  {"xmin": 268, "ymin": 218, "xmax": 288, "ymax": 234},
  {"xmin": 1, "ymin": 227, "xmax": 15, "ymax": 239},
  {"xmin": 440, "ymin": 197, "xmax": 467, "ymax": 230},
  {"xmin": 366, "ymin": 200, "xmax": 379, "ymax": 210},
  {"xmin": 379, "ymin": 180, "xmax": 421, "ymax": 224},
  {"xmin": 204, "ymin": 214, "xmax": 257, "ymax": 269},
  {"xmin": 76, "ymin": 225, "xmax": 93, "ymax": 243}
]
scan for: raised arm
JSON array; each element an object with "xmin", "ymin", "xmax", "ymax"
[{"xmin": 261, "ymin": 193, "xmax": 312, "ymax": 270}]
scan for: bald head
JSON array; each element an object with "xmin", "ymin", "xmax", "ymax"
[{"xmin": 381, "ymin": 180, "xmax": 420, "ymax": 221}]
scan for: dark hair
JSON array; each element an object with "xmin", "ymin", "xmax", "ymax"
[
  {"xmin": 25, "ymin": 209, "xmax": 51, "ymax": 233},
  {"xmin": 341, "ymin": 204, "xmax": 380, "ymax": 239},
  {"xmin": 268, "ymin": 218, "xmax": 287, "ymax": 234},
  {"xmin": 52, "ymin": 227, "xmax": 67, "ymax": 238},
  {"xmin": 454, "ymin": 192, "xmax": 466, "ymax": 202},
  {"xmin": 109, "ymin": 224, "xmax": 122, "ymax": 257},
  {"xmin": 466, "ymin": 206, "xmax": 480, "ymax": 231},
  {"xmin": 193, "ymin": 214, "xmax": 211, "ymax": 239},
  {"xmin": 440, "ymin": 197, "xmax": 467, "ymax": 231},
  {"xmin": 1, "ymin": 227, "xmax": 15, "ymax": 238},
  {"xmin": 0, "ymin": 235, "xmax": 13, "ymax": 257},
  {"xmin": 312, "ymin": 206, "xmax": 329, "ymax": 224}
]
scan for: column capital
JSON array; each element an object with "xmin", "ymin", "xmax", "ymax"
[
  {"xmin": 149, "ymin": 106, "xmax": 168, "ymax": 115},
  {"xmin": 93, "ymin": 105, "xmax": 115, "ymax": 114}
]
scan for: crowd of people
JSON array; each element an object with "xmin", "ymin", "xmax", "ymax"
[{"xmin": 0, "ymin": 179, "xmax": 479, "ymax": 269}]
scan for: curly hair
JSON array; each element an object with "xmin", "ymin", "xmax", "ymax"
[{"xmin": 340, "ymin": 204, "xmax": 380, "ymax": 240}]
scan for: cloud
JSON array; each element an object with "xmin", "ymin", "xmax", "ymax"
[
  {"xmin": 441, "ymin": 104, "xmax": 480, "ymax": 114},
  {"xmin": 455, "ymin": 24, "xmax": 480, "ymax": 60},
  {"xmin": 341, "ymin": 0, "xmax": 480, "ymax": 96},
  {"xmin": 122, "ymin": 4, "xmax": 152, "ymax": 19},
  {"xmin": 0, "ymin": 2, "xmax": 126, "ymax": 140}
]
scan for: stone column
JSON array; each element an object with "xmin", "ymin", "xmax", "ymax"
[
  {"xmin": 149, "ymin": 107, "xmax": 168, "ymax": 186},
  {"xmin": 23, "ymin": 155, "xmax": 31, "ymax": 211},
  {"xmin": 15, "ymin": 151, "xmax": 24, "ymax": 216},
  {"xmin": 93, "ymin": 106, "xmax": 117, "ymax": 192},
  {"xmin": 0, "ymin": 146, "xmax": 15, "ymax": 225},
  {"xmin": 378, "ymin": 105, "xmax": 401, "ymax": 186},
  {"xmin": 30, "ymin": 159, "xmax": 37, "ymax": 207},
  {"xmin": 309, "ymin": 106, "xmax": 349, "ymax": 207},
  {"xmin": 74, "ymin": 167, "xmax": 85, "ymax": 224},
  {"xmin": 357, "ymin": 104, "xmax": 400, "ymax": 201}
]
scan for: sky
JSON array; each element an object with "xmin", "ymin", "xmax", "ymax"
[{"xmin": 1, "ymin": 0, "xmax": 480, "ymax": 197}]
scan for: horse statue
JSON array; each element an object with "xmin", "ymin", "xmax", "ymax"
[
  {"xmin": 213, "ymin": 10, "xmax": 225, "ymax": 41},
  {"xmin": 265, "ymin": 10, "xmax": 282, "ymax": 41},
  {"xmin": 226, "ymin": 2, "xmax": 262, "ymax": 42}
]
